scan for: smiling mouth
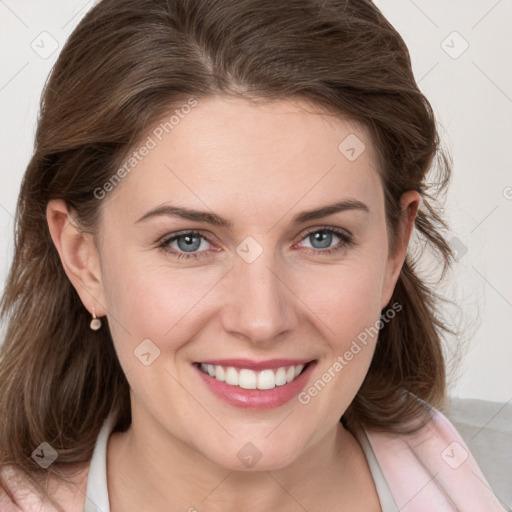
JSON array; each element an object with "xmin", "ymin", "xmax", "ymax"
[{"xmin": 196, "ymin": 362, "xmax": 313, "ymax": 390}]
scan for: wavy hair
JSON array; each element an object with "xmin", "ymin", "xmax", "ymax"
[{"xmin": 0, "ymin": 0, "xmax": 456, "ymax": 508}]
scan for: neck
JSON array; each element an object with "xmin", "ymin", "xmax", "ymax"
[{"xmin": 106, "ymin": 411, "xmax": 376, "ymax": 512}]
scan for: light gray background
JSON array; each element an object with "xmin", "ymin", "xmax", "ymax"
[{"xmin": 1, "ymin": 0, "xmax": 511, "ymax": 405}]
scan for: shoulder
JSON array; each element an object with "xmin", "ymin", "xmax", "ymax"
[
  {"xmin": 365, "ymin": 406, "xmax": 507, "ymax": 511},
  {"xmin": 0, "ymin": 462, "xmax": 90, "ymax": 512}
]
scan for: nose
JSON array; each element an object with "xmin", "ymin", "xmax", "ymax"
[{"xmin": 219, "ymin": 249, "xmax": 299, "ymax": 346}]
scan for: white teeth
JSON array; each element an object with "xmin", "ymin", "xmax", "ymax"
[
  {"xmin": 239, "ymin": 369, "xmax": 257, "ymax": 389},
  {"xmin": 199, "ymin": 363, "xmax": 308, "ymax": 389},
  {"xmin": 275, "ymin": 367, "xmax": 287, "ymax": 386},
  {"xmin": 214, "ymin": 365, "xmax": 225, "ymax": 382},
  {"xmin": 294, "ymin": 364, "xmax": 304, "ymax": 377},
  {"xmin": 257, "ymin": 369, "xmax": 276, "ymax": 390},
  {"xmin": 225, "ymin": 367, "xmax": 239, "ymax": 386}
]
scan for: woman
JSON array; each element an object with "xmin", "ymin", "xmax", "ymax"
[{"xmin": 0, "ymin": 0, "xmax": 507, "ymax": 510}]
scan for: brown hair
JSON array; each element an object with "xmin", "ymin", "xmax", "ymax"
[{"xmin": 0, "ymin": 0, "xmax": 457, "ymax": 508}]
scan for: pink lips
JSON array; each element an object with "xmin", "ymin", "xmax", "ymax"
[{"xmin": 193, "ymin": 359, "xmax": 317, "ymax": 410}]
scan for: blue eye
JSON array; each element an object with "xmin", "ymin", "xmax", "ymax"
[
  {"xmin": 159, "ymin": 227, "xmax": 354, "ymax": 260},
  {"xmin": 159, "ymin": 231, "xmax": 212, "ymax": 259},
  {"xmin": 297, "ymin": 227, "xmax": 354, "ymax": 255}
]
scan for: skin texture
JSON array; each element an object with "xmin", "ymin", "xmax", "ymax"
[{"xmin": 47, "ymin": 96, "xmax": 420, "ymax": 511}]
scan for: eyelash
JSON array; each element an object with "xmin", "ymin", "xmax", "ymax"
[{"xmin": 158, "ymin": 227, "xmax": 355, "ymax": 261}]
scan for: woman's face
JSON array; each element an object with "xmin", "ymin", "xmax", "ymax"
[{"xmin": 89, "ymin": 96, "xmax": 417, "ymax": 470}]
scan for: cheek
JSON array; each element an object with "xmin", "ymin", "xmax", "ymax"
[
  {"xmin": 306, "ymin": 268, "xmax": 383, "ymax": 382},
  {"xmin": 294, "ymin": 258, "xmax": 386, "ymax": 340},
  {"xmin": 100, "ymin": 246, "xmax": 222, "ymax": 360},
  {"xmin": 292, "ymin": 264, "xmax": 387, "ymax": 421}
]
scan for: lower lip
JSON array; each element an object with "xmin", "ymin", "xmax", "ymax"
[{"xmin": 194, "ymin": 362, "xmax": 317, "ymax": 409}]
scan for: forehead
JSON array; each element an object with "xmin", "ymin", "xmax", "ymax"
[{"xmin": 102, "ymin": 96, "xmax": 383, "ymax": 224}]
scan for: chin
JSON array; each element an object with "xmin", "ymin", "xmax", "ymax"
[{"xmin": 203, "ymin": 439, "xmax": 305, "ymax": 472}]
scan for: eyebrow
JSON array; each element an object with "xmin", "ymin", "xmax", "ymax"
[{"xmin": 135, "ymin": 199, "xmax": 369, "ymax": 228}]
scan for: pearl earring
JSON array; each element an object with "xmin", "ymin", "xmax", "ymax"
[{"xmin": 90, "ymin": 308, "xmax": 102, "ymax": 331}]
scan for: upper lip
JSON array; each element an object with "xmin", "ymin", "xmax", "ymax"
[{"xmin": 195, "ymin": 358, "xmax": 314, "ymax": 371}]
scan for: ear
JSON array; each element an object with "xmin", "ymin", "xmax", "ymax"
[
  {"xmin": 380, "ymin": 190, "xmax": 421, "ymax": 309},
  {"xmin": 46, "ymin": 199, "xmax": 106, "ymax": 317}
]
